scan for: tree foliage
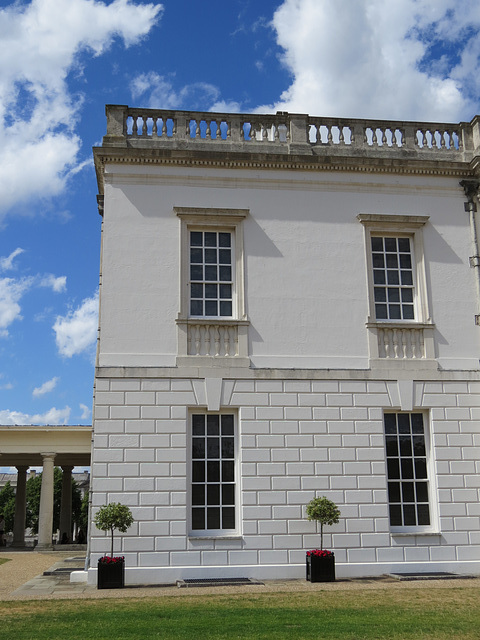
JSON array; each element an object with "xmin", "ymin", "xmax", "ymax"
[
  {"xmin": 0, "ymin": 482, "xmax": 16, "ymax": 533},
  {"xmin": 94, "ymin": 503, "xmax": 134, "ymax": 557},
  {"xmin": 306, "ymin": 496, "xmax": 341, "ymax": 550}
]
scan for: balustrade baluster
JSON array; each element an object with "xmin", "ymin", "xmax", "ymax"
[
  {"xmin": 224, "ymin": 327, "xmax": 231, "ymax": 356},
  {"xmin": 172, "ymin": 118, "xmax": 177, "ymax": 136},
  {"xmin": 204, "ymin": 325, "xmax": 211, "ymax": 355},
  {"xmin": 392, "ymin": 329, "xmax": 400, "ymax": 358},
  {"xmin": 142, "ymin": 116, "xmax": 148, "ymax": 136},
  {"xmin": 363, "ymin": 128, "xmax": 368, "ymax": 146},
  {"xmin": 384, "ymin": 329, "xmax": 391, "ymax": 358},
  {"xmin": 152, "ymin": 118, "xmax": 158, "ymax": 136},
  {"xmin": 339, "ymin": 127, "xmax": 345, "ymax": 145},
  {"xmin": 162, "ymin": 119, "xmax": 167, "ymax": 136},
  {"xmin": 419, "ymin": 331, "xmax": 425, "ymax": 358},
  {"xmin": 327, "ymin": 127, "xmax": 333, "ymax": 145},
  {"xmin": 379, "ymin": 329, "xmax": 386, "ymax": 358},
  {"xmin": 206, "ymin": 121, "xmax": 212, "ymax": 140},
  {"xmin": 382, "ymin": 129, "xmax": 388, "ymax": 146},
  {"xmin": 194, "ymin": 325, "xmax": 201, "ymax": 356},
  {"xmin": 262, "ymin": 124, "xmax": 268, "ymax": 141},
  {"xmin": 214, "ymin": 326, "xmax": 220, "ymax": 356},
  {"xmin": 274, "ymin": 125, "xmax": 280, "ymax": 142},
  {"xmin": 401, "ymin": 330, "xmax": 407, "ymax": 358},
  {"xmin": 195, "ymin": 121, "xmax": 200, "ymax": 138},
  {"xmin": 411, "ymin": 330, "xmax": 418, "ymax": 359},
  {"xmin": 132, "ymin": 117, "xmax": 138, "ymax": 137}
]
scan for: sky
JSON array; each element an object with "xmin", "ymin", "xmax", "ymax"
[{"xmin": 1, "ymin": 0, "xmax": 480, "ymax": 438}]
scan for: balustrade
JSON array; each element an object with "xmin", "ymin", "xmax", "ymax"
[
  {"xmin": 377, "ymin": 326, "xmax": 425, "ymax": 359},
  {"xmin": 104, "ymin": 104, "xmax": 476, "ymax": 159},
  {"xmin": 187, "ymin": 322, "xmax": 238, "ymax": 357}
]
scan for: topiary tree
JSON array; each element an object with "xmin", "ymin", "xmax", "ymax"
[
  {"xmin": 93, "ymin": 503, "xmax": 134, "ymax": 557},
  {"xmin": 306, "ymin": 496, "xmax": 341, "ymax": 550}
]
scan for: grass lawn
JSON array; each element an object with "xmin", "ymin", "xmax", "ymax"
[
  {"xmin": 0, "ymin": 559, "xmax": 9, "ymax": 567},
  {"xmin": 1, "ymin": 586, "xmax": 479, "ymax": 640}
]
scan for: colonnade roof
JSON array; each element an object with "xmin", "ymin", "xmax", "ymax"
[{"xmin": 0, "ymin": 425, "xmax": 92, "ymax": 466}]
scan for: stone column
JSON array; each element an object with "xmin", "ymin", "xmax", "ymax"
[
  {"xmin": 37, "ymin": 453, "xmax": 55, "ymax": 550},
  {"xmin": 12, "ymin": 465, "xmax": 28, "ymax": 547},
  {"xmin": 59, "ymin": 465, "xmax": 73, "ymax": 543}
]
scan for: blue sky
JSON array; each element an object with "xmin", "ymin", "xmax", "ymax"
[{"xmin": 1, "ymin": 0, "xmax": 480, "ymax": 432}]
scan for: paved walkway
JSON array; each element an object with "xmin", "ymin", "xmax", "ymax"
[{"xmin": 2, "ymin": 551, "xmax": 480, "ymax": 601}]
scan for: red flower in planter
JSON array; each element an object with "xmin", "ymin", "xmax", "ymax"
[
  {"xmin": 306, "ymin": 549, "xmax": 334, "ymax": 558},
  {"xmin": 98, "ymin": 556, "xmax": 125, "ymax": 564}
]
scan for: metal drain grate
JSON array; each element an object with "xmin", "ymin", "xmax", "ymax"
[{"xmin": 177, "ymin": 577, "xmax": 263, "ymax": 588}]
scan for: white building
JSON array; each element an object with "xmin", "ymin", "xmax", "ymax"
[{"xmin": 88, "ymin": 106, "xmax": 480, "ymax": 584}]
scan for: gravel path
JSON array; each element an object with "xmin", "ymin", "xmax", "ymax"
[{"xmin": 0, "ymin": 551, "xmax": 73, "ymax": 597}]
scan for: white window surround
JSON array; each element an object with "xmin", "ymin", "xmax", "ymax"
[
  {"xmin": 188, "ymin": 410, "xmax": 240, "ymax": 538},
  {"xmin": 175, "ymin": 207, "xmax": 250, "ymax": 366},
  {"xmin": 384, "ymin": 411, "xmax": 438, "ymax": 535},
  {"xmin": 358, "ymin": 214, "xmax": 435, "ymax": 364}
]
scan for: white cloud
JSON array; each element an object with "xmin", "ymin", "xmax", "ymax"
[
  {"xmin": 53, "ymin": 290, "xmax": 98, "ymax": 357},
  {"xmin": 261, "ymin": 0, "xmax": 480, "ymax": 121},
  {"xmin": 0, "ymin": 0, "xmax": 163, "ymax": 219},
  {"xmin": 79, "ymin": 403, "xmax": 91, "ymax": 420},
  {"xmin": 40, "ymin": 274, "xmax": 67, "ymax": 293},
  {"xmin": 0, "ymin": 406, "xmax": 71, "ymax": 425},
  {"xmin": 130, "ymin": 72, "xmax": 222, "ymax": 111},
  {"xmin": 32, "ymin": 376, "xmax": 59, "ymax": 397},
  {"xmin": 0, "ymin": 276, "xmax": 34, "ymax": 337},
  {"xmin": 0, "ymin": 248, "xmax": 24, "ymax": 271}
]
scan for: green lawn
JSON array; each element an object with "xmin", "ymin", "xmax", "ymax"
[
  {"xmin": 0, "ymin": 558, "xmax": 9, "ymax": 567},
  {"xmin": 1, "ymin": 586, "xmax": 479, "ymax": 640}
]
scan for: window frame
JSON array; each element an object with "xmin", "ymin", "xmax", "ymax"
[
  {"xmin": 384, "ymin": 411, "xmax": 437, "ymax": 534},
  {"xmin": 175, "ymin": 207, "xmax": 248, "ymax": 322},
  {"xmin": 188, "ymin": 410, "xmax": 240, "ymax": 538},
  {"xmin": 358, "ymin": 214, "xmax": 431, "ymax": 325}
]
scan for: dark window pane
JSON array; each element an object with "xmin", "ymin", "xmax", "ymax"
[
  {"xmin": 207, "ymin": 507, "xmax": 220, "ymax": 529},
  {"xmin": 190, "ymin": 300, "xmax": 203, "ymax": 315},
  {"xmin": 204, "ymin": 232, "xmax": 217, "ymax": 247},
  {"xmin": 222, "ymin": 484, "xmax": 235, "ymax": 506},
  {"xmin": 219, "ymin": 284, "xmax": 232, "ymax": 299},
  {"xmin": 389, "ymin": 504, "xmax": 402, "ymax": 526},
  {"xmin": 192, "ymin": 415, "xmax": 205, "ymax": 434},
  {"xmin": 219, "ymin": 232, "xmax": 231, "ymax": 247},
  {"xmin": 192, "ymin": 461, "xmax": 205, "ymax": 482},
  {"xmin": 387, "ymin": 288, "xmax": 400, "ymax": 302},
  {"xmin": 374, "ymin": 288, "xmax": 386, "ymax": 302},
  {"xmin": 192, "ymin": 508, "xmax": 204, "ymax": 530},
  {"xmin": 387, "ymin": 458, "xmax": 400, "ymax": 479},
  {"xmin": 384, "ymin": 414, "xmax": 397, "ymax": 434},
  {"xmin": 375, "ymin": 304, "xmax": 388, "ymax": 319},
  {"xmin": 221, "ymin": 415, "xmax": 234, "ymax": 434},
  {"xmin": 371, "ymin": 237, "xmax": 383, "ymax": 251},
  {"xmin": 415, "ymin": 458, "xmax": 427, "ymax": 479},
  {"xmin": 373, "ymin": 270, "xmax": 386, "ymax": 284},
  {"xmin": 190, "ymin": 231, "xmax": 202, "ymax": 246},
  {"xmin": 402, "ymin": 482, "xmax": 415, "ymax": 503},
  {"xmin": 219, "ymin": 249, "xmax": 231, "ymax": 264},
  {"xmin": 219, "ymin": 301, "xmax": 232, "ymax": 316},
  {"xmin": 222, "ymin": 507, "xmax": 235, "ymax": 529},
  {"xmin": 205, "ymin": 265, "xmax": 217, "ymax": 281},
  {"xmin": 207, "ymin": 461, "xmax": 220, "ymax": 482},
  {"xmin": 399, "ymin": 253, "xmax": 412, "ymax": 269},
  {"xmin": 403, "ymin": 504, "xmax": 416, "ymax": 526},
  {"xmin": 399, "ymin": 436, "xmax": 412, "ymax": 456},
  {"xmin": 417, "ymin": 503, "xmax": 430, "ymax": 526},
  {"xmin": 398, "ymin": 238, "xmax": 410, "ymax": 252},
  {"xmin": 401, "ymin": 288, "xmax": 413, "ymax": 303},
  {"xmin": 413, "ymin": 436, "xmax": 426, "ymax": 456},
  {"xmin": 190, "ymin": 265, "xmax": 203, "ymax": 281},
  {"xmin": 205, "ymin": 249, "xmax": 217, "ymax": 264},
  {"xmin": 415, "ymin": 482, "xmax": 428, "ymax": 503},
  {"xmin": 190, "ymin": 248, "xmax": 203, "ymax": 263},
  {"xmin": 388, "ymin": 482, "xmax": 401, "ymax": 503},
  {"xmin": 398, "ymin": 414, "xmax": 410, "ymax": 433},
  {"xmin": 222, "ymin": 437, "xmax": 234, "ymax": 458},
  {"xmin": 411, "ymin": 414, "xmax": 424, "ymax": 433},
  {"xmin": 205, "ymin": 284, "xmax": 217, "ymax": 298},
  {"xmin": 389, "ymin": 304, "xmax": 401, "ymax": 319},
  {"xmin": 402, "ymin": 305, "xmax": 415, "ymax": 319},
  {"xmin": 401, "ymin": 458, "xmax": 414, "ymax": 479},
  {"xmin": 205, "ymin": 300, "xmax": 217, "ymax": 316},
  {"xmin": 207, "ymin": 437, "xmax": 220, "ymax": 458},
  {"xmin": 207, "ymin": 484, "xmax": 220, "ymax": 505},
  {"xmin": 192, "ymin": 484, "xmax": 205, "ymax": 506},
  {"xmin": 222, "ymin": 460, "xmax": 234, "ymax": 482},
  {"xmin": 372, "ymin": 254, "xmax": 385, "ymax": 268},
  {"xmin": 191, "ymin": 283, "xmax": 203, "ymax": 298},
  {"xmin": 192, "ymin": 438, "xmax": 205, "ymax": 459},
  {"xmin": 384, "ymin": 237, "xmax": 397, "ymax": 252},
  {"xmin": 387, "ymin": 270, "xmax": 399, "ymax": 285},
  {"xmin": 401, "ymin": 270, "xmax": 413, "ymax": 285},
  {"xmin": 385, "ymin": 435, "xmax": 398, "ymax": 457},
  {"xmin": 219, "ymin": 266, "xmax": 231, "ymax": 281},
  {"xmin": 207, "ymin": 415, "xmax": 219, "ymax": 435},
  {"xmin": 386, "ymin": 254, "xmax": 398, "ymax": 269}
]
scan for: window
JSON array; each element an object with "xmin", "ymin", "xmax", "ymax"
[
  {"xmin": 191, "ymin": 413, "xmax": 236, "ymax": 534},
  {"xmin": 384, "ymin": 412, "xmax": 431, "ymax": 528},
  {"xmin": 190, "ymin": 230, "xmax": 233, "ymax": 317},
  {"xmin": 371, "ymin": 236, "xmax": 414, "ymax": 320}
]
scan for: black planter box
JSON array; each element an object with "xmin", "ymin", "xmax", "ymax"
[
  {"xmin": 306, "ymin": 553, "xmax": 335, "ymax": 582},
  {"xmin": 97, "ymin": 559, "xmax": 125, "ymax": 589}
]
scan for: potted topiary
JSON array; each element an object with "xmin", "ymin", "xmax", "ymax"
[
  {"xmin": 305, "ymin": 496, "xmax": 341, "ymax": 582},
  {"xmin": 94, "ymin": 502, "xmax": 134, "ymax": 589}
]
